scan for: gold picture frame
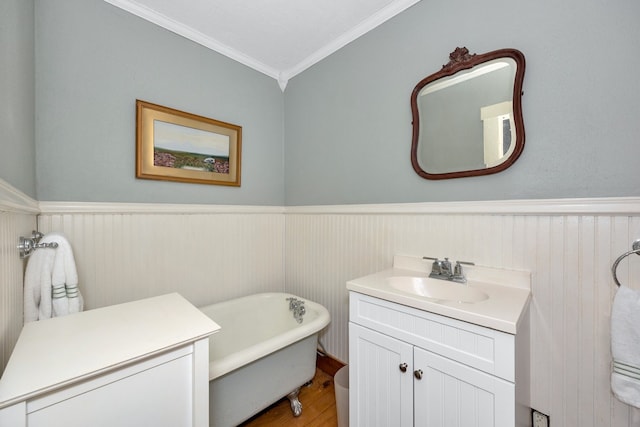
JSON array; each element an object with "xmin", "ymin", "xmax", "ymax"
[{"xmin": 136, "ymin": 100, "xmax": 241, "ymax": 186}]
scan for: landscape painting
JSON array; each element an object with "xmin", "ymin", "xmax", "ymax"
[
  {"xmin": 136, "ymin": 100, "xmax": 242, "ymax": 186},
  {"xmin": 153, "ymin": 120, "xmax": 230, "ymax": 174}
]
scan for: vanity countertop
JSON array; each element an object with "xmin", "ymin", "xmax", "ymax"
[
  {"xmin": 347, "ymin": 255, "xmax": 531, "ymax": 334},
  {"xmin": 0, "ymin": 293, "xmax": 220, "ymax": 409}
]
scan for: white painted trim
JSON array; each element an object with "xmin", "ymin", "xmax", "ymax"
[
  {"xmin": 0, "ymin": 179, "xmax": 39, "ymax": 214},
  {"xmin": 37, "ymin": 197, "xmax": 640, "ymax": 216},
  {"xmin": 280, "ymin": 0, "xmax": 420, "ymax": 84},
  {"xmin": 38, "ymin": 201, "xmax": 285, "ymax": 215},
  {"xmin": 102, "ymin": 0, "xmax": 281, "ymax": 80},
  {"xmin": 279, "ymin": 0, "xmax": 422, "ymax": 84},
  {"xmin": 284, "ymin": 197, "xmax": 640, "ymax": 215},
  {"xmin": 103, "ymin": 0, "xmax": 421, "ymax": 89}
]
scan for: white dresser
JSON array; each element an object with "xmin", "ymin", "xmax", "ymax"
[{"xmin": 0, "ymin": 293, "xmax": 220, "ymax": 427}]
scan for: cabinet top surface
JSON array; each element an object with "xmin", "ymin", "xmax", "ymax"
[
  {"xmin": 347, "ymin": 255, "xmax": 531, "ymax": 334},
  {"xmin": 0, "ymin": 293, "xmax": 220, "ymax": 408}
]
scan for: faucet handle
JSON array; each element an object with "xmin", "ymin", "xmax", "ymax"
[
  {"xmin": 454, "ymin": 260, "xmax": 475, "ymax": 271},
  {"xmin": 440, "ymin": 257, "xmax": 452, "ymax": 274},
  {"xmin": 286, "ymin": 297, "xmax": 299, "ymax": 310},
  {"xmin": 453, "ymin": 262, "xmax": 463, "ymax": 276},
  {"xmin": 453, "ymin": 260, "xmax": 475, "ymax": 282},
  {"xmin": 423, "ymin": 256, "xmax": 442, "ymax": 274}
]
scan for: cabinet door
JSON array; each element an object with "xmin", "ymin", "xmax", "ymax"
[
  {"xmin": 349, "ymin": 323, "xmax": 413, "ymax": 427},
  {"xmin": 413, "ymin": 347, "xmax": 514, "ymax": 427},
  {"xmin": 27, "ymin": 354, "xmax": 193, "ymax": 427}
]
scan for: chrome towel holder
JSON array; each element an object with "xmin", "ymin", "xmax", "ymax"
[
  {"xmin": 18, "ymin": 231, "xmax": 58, "ymax": 259},
  {"xmin": 612, "ymin": 239, "xmax": 640, "ymax": 287}
]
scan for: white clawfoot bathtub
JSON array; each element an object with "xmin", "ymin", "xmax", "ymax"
[{"xmin": 199, "ymin": 292, "xmax": 330, "ymax": 427}]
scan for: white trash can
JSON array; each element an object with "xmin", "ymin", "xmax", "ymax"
[{"xmin": 334, "ymin": 365, "xmax": 349, "ymax": 427}]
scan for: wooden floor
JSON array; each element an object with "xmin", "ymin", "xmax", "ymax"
[{"xmin": 239, "ymin": 368, "xmax": 338, "ymax": 427}]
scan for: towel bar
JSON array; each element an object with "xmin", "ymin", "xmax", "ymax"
[
  {"xmin": 612, "ymin": 239, "xmax": 640, "ymax": 287},
  {"xmin": 18, "ymin": 231, "xmax": 58, "ymax": 259}
]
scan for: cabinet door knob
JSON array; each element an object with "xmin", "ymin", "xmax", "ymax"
[
  {"xmin": 399, "ymin": 363, "xmax": 408, "ymax": 373},
  {"xmin": 414, "ymin": 369, "xmax": 423, "ymax": 380}
]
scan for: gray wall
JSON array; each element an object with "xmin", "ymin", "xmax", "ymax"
[
  {"xmin": 284, "ymin": 0, "xmax": 640, "ymax": 205},
  {"xmin": 0, "ymin": 0, "xmax": 37, "ymax": 198},
  {"xmin": 35, "ymin": 0, "xmax": 285, "ymax": 205},
  {"xmin": 9, "ymin": 0, "xmax": 640, "ymax": 205}
]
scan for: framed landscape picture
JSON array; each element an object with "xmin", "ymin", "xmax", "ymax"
[{"xmin": 136, "ymin": 100, "xmax": 242, "ymax": 186}]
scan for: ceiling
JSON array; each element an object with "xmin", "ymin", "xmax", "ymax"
[{"xmin": 103, "ymin": 0, "xmax": 421, "ymax": 90}]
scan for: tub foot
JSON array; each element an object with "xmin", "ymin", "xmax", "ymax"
[{"xmin": 287, "ymin": 388, "xmax": 303, "ymax": 417}]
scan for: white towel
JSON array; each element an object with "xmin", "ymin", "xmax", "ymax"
[
  {"xmin": 50, "ymin": 236, "xmax": 70, "ymax": 317},
  {"xmin": 47, "ymin": 232, "xmax": 83, "ymax": 316},
  {"xmin": 611, "ymin": 285, "xmax": 640, "ymax": 408},
  {"xmin": 23, "ymin": 232, "xmax": 84, "ymax": 323},
  {"xmin": 23, "ymin": 245, "xmax": 56, "ymax": 322}
]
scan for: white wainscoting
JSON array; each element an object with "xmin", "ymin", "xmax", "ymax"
[
  {"xmin": 285, "ymin": 199, "xmax": 640, "ymax": 427},
  {"xmin": 30, "ymin": 197, "xmax": 640, "ymax": 426},
  {"xmin": 37, "ymin": 203, "xmax": 286, "ymax": 311},
  {"xmin": 0, "ymin": 180, "xmax": 39, "ymax": 373}
]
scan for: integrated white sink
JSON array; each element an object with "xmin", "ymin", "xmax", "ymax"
[
  {"xmin": 387, "ymin": 276, "xmax": 489, "ymax": 303},
  {"xmin": 346, "ymin": 255, "xmax": 531, "ymax": 333}
]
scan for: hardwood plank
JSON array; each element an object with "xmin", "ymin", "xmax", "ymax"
[
  {"xmin": 240, "ymin": 368, "xmax": 338, "ymax": 427},
  {"xmin": 306, "ymin": 409, "xmax": 338, "ymax": 427}
]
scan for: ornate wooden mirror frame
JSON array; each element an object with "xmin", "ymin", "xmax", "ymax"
[{"xmin": 410, "ymin": 47, "xmax": 526, "ymax": 180}]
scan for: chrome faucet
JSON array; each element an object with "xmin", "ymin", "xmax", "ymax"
[
  {"xmin": 423, "ymin": 257, "xmax": 474, "ymax": 283},
  {"xmin": 286, "ymin": 297, "xmax": 306, "ymax": 323}
]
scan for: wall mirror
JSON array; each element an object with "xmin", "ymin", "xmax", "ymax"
[{"xmin": 410, "ymin": 47, "xmax": 526, "ymax": 179}]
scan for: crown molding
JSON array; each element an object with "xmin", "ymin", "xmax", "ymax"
[
  {"xmin": 104, "ymin": 0, "xmax": 421, "ymax": 91},
  {"xmin": 279, "ymin": 0, "xmax": 422, "ymax": 85},
  {"xmin": 103, "ymin": 0, "xmax": 281, "ymax": 80},
  {"xmin": 0, "ymin": 179, "xmax": 39, "ymax": 214}
]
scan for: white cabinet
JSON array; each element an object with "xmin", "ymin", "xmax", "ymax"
[
  {"xmin": 0, "ymin": 293, "xmax": 219, "ymax": 427},
  {"xmin": 26, "ymin": 345, "xmax": 199, "ymax": 427},
  {"xmin": 349, "ymin": 322, "xmax": 413, "ymax": 427},
  {"xmin": 414, "ymin": 347, "xmax": 514, "ymax": 427},
  {"xmin": 349, "ymin": 292, "xmax": 529, "ymax": 427}
]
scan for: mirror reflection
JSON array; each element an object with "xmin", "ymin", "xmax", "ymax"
[{"xmin": 411, "ymin": 48, "xmax": 526, "ymax": 179}]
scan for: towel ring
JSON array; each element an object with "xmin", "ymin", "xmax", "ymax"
[{"xmin": 611, "ymin": 239, "xmax": 640, "ymax": 287}]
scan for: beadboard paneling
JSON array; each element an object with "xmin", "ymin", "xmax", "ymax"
[
  {"xmin": 0, "ymin": 180, "xmax": 38, "ymax": 373},
  {"xmin": 284, "ymin": 210, "xmax": 640, "ymax": 427},
  {"xmin": 31, "ymin": 199, "xmax": 640, "ymax": 426},
  {"xmin": 37, "ymin": 209, "xmax": 285, "ymax": 310}
]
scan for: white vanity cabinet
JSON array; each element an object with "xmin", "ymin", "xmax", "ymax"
[
  {"xmin": 349, "ymin": 291, "xmax": 530, "ymax": 427},
  {"xmin": 0, "ymin": 293, "xmax": 220, "ymax": 427}
]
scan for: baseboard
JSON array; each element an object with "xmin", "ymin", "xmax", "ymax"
[{"xmin": 316, "ymin": 352, "xmax": 345, "ymax": 377}]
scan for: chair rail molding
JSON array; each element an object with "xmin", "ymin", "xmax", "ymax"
[
  {"xmin": 37, "ymin": 197, "xmax": 640, "ymax": 216},
  {"xmin": 283, "ymin": 197, "xmax": 640, "ymax": 216},
  {"xmin": 0, "ymin": 179, "xmax": 39, "ymax": 214},
  {"xmin": 38, "ymin": 201, "xmax": 284, "ymax": 215}
]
